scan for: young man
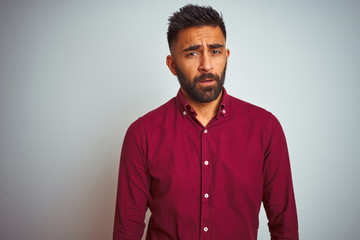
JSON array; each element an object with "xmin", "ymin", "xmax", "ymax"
[{"xmin": 113, "ymin": 4, "xmax": 298, "ymax": 240}]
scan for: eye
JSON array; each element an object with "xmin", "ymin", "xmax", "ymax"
[
  {"xmin": 211, "ymin": 50, "xmax": 221, "ymax": 54},
  {"xmin": 187, "ymin": 52, "xmax": 198, "ymax": 57}
]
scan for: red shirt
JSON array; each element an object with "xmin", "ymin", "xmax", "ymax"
[{"xmin": 113, "ymin": 88, "xmax": 298, "ymax": 240}]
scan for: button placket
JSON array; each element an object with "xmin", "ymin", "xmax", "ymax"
[{"xmin": 200, "ymin": 127, "xmax": 211, "ymax": 238}]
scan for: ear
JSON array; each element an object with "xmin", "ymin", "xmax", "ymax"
[
  {"xmin": 225, "ymin": 49, "xmax": 230, "ymax": 69},
  {"xmin": 166, "ymin": 55, "xmax": 177, "ymax": 76}
]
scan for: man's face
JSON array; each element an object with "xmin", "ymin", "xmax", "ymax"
[{"xmin": 167, "ymin": 26, "xmax": 230, "ymax": 103}]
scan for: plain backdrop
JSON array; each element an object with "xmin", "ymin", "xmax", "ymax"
[{"xmin": 1, "ymin": 0, "xmax": 359, "ymax": 239}]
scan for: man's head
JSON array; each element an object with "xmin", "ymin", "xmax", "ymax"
[
  {"xmin": 166, "ymin": 4, "xmax": 230, "ymax": 103},
  {"xmin": 167, "ymin": 4, "xmax": 226, "ymax": 53}
]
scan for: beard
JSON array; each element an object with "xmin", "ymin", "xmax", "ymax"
[{"xmin": 175, "ymin": 62, "xmax": 227, "ymax": 103}]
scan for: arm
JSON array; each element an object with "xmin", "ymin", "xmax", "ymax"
[
  {"xmin": 113, "ymin": 120, "xmax": 150, "ymax": 240},
  {"xmin": 262, "ymin": 115, "xmax": 299, "ymax": 240}
]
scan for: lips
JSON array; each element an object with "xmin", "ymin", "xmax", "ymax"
[
  {"xmin": 197, "ymin": 79, "xmax": 216, "ymax": 87},
  {"xmin": 194, "ymin": 73, "xmax": 219, "ymax": 85},
  {"xmin": 199, "ymin": 77, "xmax": 216, "ymax": 82}
]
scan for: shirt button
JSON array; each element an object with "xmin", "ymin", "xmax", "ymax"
[
  {"xmin": 204, "ymin": 193, "xmax": 209, "ymax": 198},
  {"xmin": 204, "ymin": 129, "xmax": 208, "ymax": 133},
  {"xmin": 183, "ymin": 111, "xmax": 186, "ymax": 115},
  {"xmin": 204, "ymin": 160, "xmax": 209, "ymax": 165},
  {"xmin": 204, "ymin": 227, "xmax": 208, "ymax": 232},
  {"xmin": 223, "ymin": 109, "xmax": 226, "ymax": 114}
]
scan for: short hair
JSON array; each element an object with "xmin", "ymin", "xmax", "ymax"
[{"xmin": 167, "ymin": 4, "xmax": 226, "ymax": 52}]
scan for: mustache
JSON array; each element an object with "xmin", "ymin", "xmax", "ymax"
[{"xmin": 193, "ymin": 73, "xmax": 220, "ymax": 84}]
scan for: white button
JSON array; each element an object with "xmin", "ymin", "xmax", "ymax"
[
  {"xmin": 204, "ymin": 227, "xmax": 208, "ymax": 232},
  {"xmin": 204, "ymin": 193, "xmax": 209, "ymax": 198},
  {"xmin": 223, "ymin": 109, "xmax": 226, "ymax": 113},
  {"xmin": 183, "ymin": 111, "xmax": 186, "ymax": 115},
  {"xmin": 204, "ymin": 160, "xmax": 209, "ymax": 165},
  {"xmin": 204, "ymin": 129, "xmax": 208, "ymax": 133}
]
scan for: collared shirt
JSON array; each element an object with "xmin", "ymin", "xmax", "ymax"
[{"xmin": 113, "ymin": 88, "xmax": 298, "ymax": 240}]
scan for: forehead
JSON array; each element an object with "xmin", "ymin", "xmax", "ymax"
[{"xmin": 175, "ymin": 26, "xmax": 225, "ymax": 49}]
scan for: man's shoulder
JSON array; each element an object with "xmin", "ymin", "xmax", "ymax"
[
  {"xmin": 228, "ymin": 94, "xmax": 273, "ymax": 119},
  {"xmin": 228, "ymin": 94, "xmax": 284, "ymax": 134},
  {"xmin": 129, "ymin": 97, "xmax": 177, "ymax": 129},
  {"xmin": 227, "ymin": 94, "xmax": 284, "ymax": 138}
]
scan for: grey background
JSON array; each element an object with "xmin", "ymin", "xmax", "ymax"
[{"xmin": 1, "ymin": 0, "xmax": 359, "ymax": 239}]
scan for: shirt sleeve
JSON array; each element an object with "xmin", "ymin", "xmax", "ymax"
[
  {"xmin": 262, "ymin": 114, "xmax": 299, "ymax": 240},
  {"xmin": 113, "ymin": 119, "xmax": 150, "ymax": 240}
]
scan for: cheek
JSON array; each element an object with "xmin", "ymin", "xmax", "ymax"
[
  {"xmin": 215, "ymin": 58, "xmax": 227, "ymax": 70},
  {"xmin": 182, "ymin": 63, "xmax": 199, "ymax": 76}
]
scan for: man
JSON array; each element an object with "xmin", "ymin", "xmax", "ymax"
[{"xmin": 113, "ymin": 4, "xmax": 298, "ymax": 240}]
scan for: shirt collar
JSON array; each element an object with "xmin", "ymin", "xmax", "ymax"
[{"xmin": 175, "ymin": 87, "xmax": 229, "ymax": 119}]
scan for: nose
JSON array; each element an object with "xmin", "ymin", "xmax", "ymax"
[{"xmin": 198, "ymin": 52, "xmax": 214, "ymax": 72}]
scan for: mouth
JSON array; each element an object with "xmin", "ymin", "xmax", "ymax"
[{"xmin": 198, "ymin": 79, "xmax": 216, "ymax": 85}]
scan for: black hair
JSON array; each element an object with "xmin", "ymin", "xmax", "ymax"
[{"xmin": 167, "ymin": 4, "xmax": 226, "ymax": 51}]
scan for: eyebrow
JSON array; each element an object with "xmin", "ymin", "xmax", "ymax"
[
  {"xmin": 208, "ymin": 43, "xmax": 224, "ymax": 49},
  {"xmin": 183, "ymin": 45, "xmax": 201, "ymax": 52},
  {"xmin": 183, "ymin": 43, "xmax": 224, "ymax": 52}
]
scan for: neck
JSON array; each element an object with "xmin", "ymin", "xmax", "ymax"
[{"xmin": 181, "ymin": 89, "xmax": 223, "ymax": 127}]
